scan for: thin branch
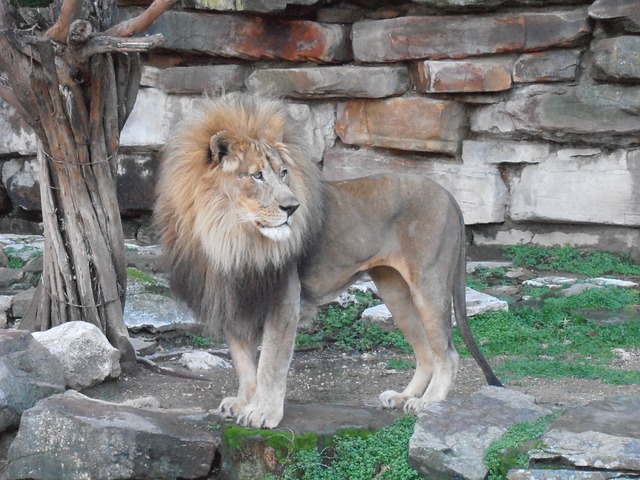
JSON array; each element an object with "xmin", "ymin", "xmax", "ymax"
[
  {"xmin": 46, "ymin": 0, "xmax": 83, "ymax": 44},
  {"xmin": 87, "ymin": 33, "xmax": 165, "ymax": 54},
  {"xmin": 104, "ymin": 0, "xmax": 177, "ymax": 37}
]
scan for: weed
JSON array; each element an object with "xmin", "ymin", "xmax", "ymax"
[
  {"xmin": 484, "ymin": 415, "xmax": 554, "ymax": 480},
  {"xmin": 7, "ymin": 256, "xmax": 24, "ymax": 269}
]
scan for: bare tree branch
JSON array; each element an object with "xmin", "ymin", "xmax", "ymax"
[
  {"xmin": 104, "ymin": 0, "xmax": 177, "ymax": 37},
  {"xmin": 46, "ymin": 0, "xmax": 84, "ymax": 43}
]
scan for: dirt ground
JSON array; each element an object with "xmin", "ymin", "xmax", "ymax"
[{"xmin": 83, "ymin": 339, "xmax": 640, "ymax": 419}]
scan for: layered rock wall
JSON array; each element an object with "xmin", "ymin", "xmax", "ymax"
[{"xmin": 1, "ymin": 0, "xmax": 639, "ymax": 256}]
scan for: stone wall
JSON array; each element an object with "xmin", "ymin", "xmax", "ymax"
[{"xmin": 1, "ymin": 0, "xmax": 639, "ymax": 257}]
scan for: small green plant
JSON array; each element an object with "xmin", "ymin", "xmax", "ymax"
[
  {"xmin": 188, "ymin": 333, "xmax": 213, "ymax": 349},
  {"xmin": 7, "ymin": 256, "xmax": 24, "ymax": 269},
  {"xmin": 484, "ymin": 415, "xmax": 554, "ymax": 480},
  {"xmin": 503, "ymin": 244, "xmax": 640, "ymax": 276}
]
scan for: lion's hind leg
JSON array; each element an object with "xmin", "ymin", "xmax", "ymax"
[
  {"xmin": 404, "ymin": 283, "xmax": 460, "ymax": 413},
  {"xmin": 369, "ymin": 267, "xmax": 434, "ymax": 411},
  {"xmin": 217, "ymin": 334, "xmax": 258, "ymax": 420}
]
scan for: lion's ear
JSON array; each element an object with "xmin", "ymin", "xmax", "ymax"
[{"xmin": 209, "ymin": 131, "xmax": 232, "ymax": 165}]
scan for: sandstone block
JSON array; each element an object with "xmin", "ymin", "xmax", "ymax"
[
  {"xmin": 246, "ymin": 65, "xmax": 410, "ymax": 98},
  {"xmin": 323, "ymin": 147, "xmax": 508, "ymax": 224},
  {"xmin": 589, "ymin": 0, "xmax": 640, "ymax": 33},
  {"xmin": 352, "ymin": 9, "xmax": 590, "ymax": 62},
  {"xmin": 139, "ymin": 10, "xmax": 350, "ymax": 62},
  {"xmin": 591, "ymin": 36, "xmax": 640, "ymax": 82},
  {"xmin": 470, "ymin": 84, "xmax": 640, "ymax": 145},
  {"xmin": 336, "ymin": 97, "xmax": 466, "ymax": 155},
  {"xmin": 415, "ymin": 60, "xmax": 512, "ymax": 93},
  {"xmin": 462, "ymin": 139, "xmax": 550, "ymax": 165},
  {"xmin": 156, "ymin": 65, "xmax": 251, "ymax": 94},
  {"xmin": 510, "ymin": 148, "xmax": 640, "ymax": 226},
  {"xmin": 513, "ymin": 49, "xmax": 581, "ymax": 83}
]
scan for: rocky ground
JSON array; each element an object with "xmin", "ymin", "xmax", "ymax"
[{"xmin": 2, "ymin": 236, "xmax": 640, "ymax": 479}]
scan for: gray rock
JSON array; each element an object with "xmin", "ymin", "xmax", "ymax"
[
  {"xmin": 462, "ymin": 139, "xmax": 550, "ymax": 165},
  {"xmin": 32, "ymin": 322, "xmax": 121, "ymax": 390},
  {"xmin": 124, "ymin": 292, "xmax": 200, "ymax": 332},
  {"xmin": 0, "ymin": 101, "xmax": 37, "ymax": 156},
  {"xmin": 0, "ymin": 267, "xmax": 23, "ymax": 288},
  {"xmin": 361, "ymin": 304, "xmax": 395, "ymax": 331},
  {"xmin": 4, "ymin": 390, "xmax": 219, "ymax": 480},
  {"xmin": 11, "ymin": 288, "xmax": 35, "ymax": 319},
  {"xmin": 157, "ymin": 64, "xmax": 251, "ymax": 94},
  {"xmin": 510, "ymin": 148, "xmax": 640, "ymax": 226},
  {"xmin": 531, "ymin": 396, "xmax": 640, "ymax": 472},
  {"xmin": 0, "ymin": 295, "xmax": 13, "ymax": 329},
  {"xmin": 513, "ymin": 49, "xmax": 581, "ymax": 83},
  {"xmin": 180, "ymin": 351, "xmax": 232, "ymax": 371},
  {"xmin": 470, "ymin": 84, "xmax": 640, "ymax": 146},
  {"xmin": 0, "ymin": 330, "xmax": 65, "ymax": 433},
  {"xmin": 116, "ymin": 152, "xmax": 159, "ymax": 213},
  {"xmin": 466, "ymin": 261, "xmax": 514, "ymax": 273},
  {"xmin": 1, "ymin": 157, "xmax": 40, "ymax": 211},
  {"xmin": 182, "ymin": 0, "xmax": 320, "ymax": 14},
  {"xmin": 129, "ymin": 337, "xmax": 159, "ymax": 356},
  {"xmin": 409, "ymin": 386, "xmax": 552, "ymax": 480},
  {"xmin": 523, "ymin": 276, "xmax": 577, "ymax": 288},
  {"xmin": 589, "ymin": 0, "xmax": 640, "ymax": 33},
  {"xmin": 591, "ymin": 36, "xmax": 640, "ymax": 82},
  {"xmin": 466, "ymin": 288, "xmax": 509, "ymax": 316},
  {"xmin": 246, "ymin": 65, "xmax": 410, "ymax": 98}
]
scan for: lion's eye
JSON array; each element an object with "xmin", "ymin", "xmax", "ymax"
[
  {"xmin": 281, "ymin": 168, "xmax": 288, "ymax": 179},
  {"xmin": 252, "ymin": 171, "xmax": 264, "ymax": 181}
]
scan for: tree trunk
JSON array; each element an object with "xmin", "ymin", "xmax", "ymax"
[{"xmin": 0, "ymin": 0, "xmax": 175, "ymax": 368}]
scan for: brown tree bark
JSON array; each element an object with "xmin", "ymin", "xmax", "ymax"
[{"xmin": 0, "ymin": 0, "xmax": 175, "ymax": 368}]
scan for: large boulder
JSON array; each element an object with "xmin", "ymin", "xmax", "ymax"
[
  {"xmin": 0, "ymin": 330, "xmax": 65, "ymax": 433},
  {"xmin": 32, "ymin": 322, "xmax": 121, "ymax": 390},
  {"xmin": 4, "ymin": 391, "xmax": 219, "ymax": 480},
  {"xmin": 409, "ymin": 386, "xmax": 552, "ymax": 480}
]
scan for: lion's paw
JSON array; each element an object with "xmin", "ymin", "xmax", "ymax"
[
  {"xmin": 379, "ymin": 390, "xmax": 409, "ymax": 409},
  {"xmin": 403, "ymin": 397, "xmax": 431, "ymax": 414},
  {"xmin": 216, "ymin": 397, "xmax": 245, "ymax": 419},
  {"xmin": 237, "ymin": 403, "xmax": 283, "ymax": 429}
]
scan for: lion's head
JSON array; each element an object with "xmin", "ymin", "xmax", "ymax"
[
  {"xmin": 156, "ymin": 93, "xmax": 324, "ymax": 274},
  {"xmin": 154, "ymin": 93, "xmax": 324, "ymax": 337}
]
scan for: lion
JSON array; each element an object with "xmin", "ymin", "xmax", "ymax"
[{"xmin": 154, "ymin": 92, "xmax": 502, "ymax": 429}]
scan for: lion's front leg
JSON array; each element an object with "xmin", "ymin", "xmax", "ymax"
[
  {"xmin": 237, "ymin": 272, "xmax": 301, "ymax": 429},
  {"xmin": 217, "ymin": 334, "xmax": 258, "ymax": 420}
]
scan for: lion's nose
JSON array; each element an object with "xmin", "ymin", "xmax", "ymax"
[{"xmin": 280, "ymin": 202, "xmax": 300, "ymax": 217}]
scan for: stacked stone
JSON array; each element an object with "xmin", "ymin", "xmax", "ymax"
[{"xmin": 0, "ymin": 0, "xmax": 638, "ymax": 255}]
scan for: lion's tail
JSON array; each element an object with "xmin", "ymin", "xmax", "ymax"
[{"xmin": 453, "ymin": 221, "xmax": 503, "ymax": 388}]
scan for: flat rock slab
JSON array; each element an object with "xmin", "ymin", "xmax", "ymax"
[
  {"xmin": 532, "ymin": 396, "xmax": 640, "ymax": 473},
  {"xmin": 409, "ymin": 386, "xmax": 552, "ymax": 480},
  {"xmin": 5, "ymin": 391, "xmax": 219, "ymax": 480}
]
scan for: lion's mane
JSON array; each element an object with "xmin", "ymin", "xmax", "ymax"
[{"xmin": 154, "ymin": 93, "xmax": 325, "ymax": 340}]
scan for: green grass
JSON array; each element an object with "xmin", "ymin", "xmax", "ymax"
[
  {"xmin": 502, "ymin": 244, "xmax": 640, "ymax": 276},
  {"xmin": 273, "ymin": 416, "xmax": 420, "ymax": 480},
  {"xmin": 455, "ymin": 286, "xmax": 640, "ymax": 384},
  {"xmin": 485, "ymin": 415, "xmax": 555, "ymax": 480}
]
